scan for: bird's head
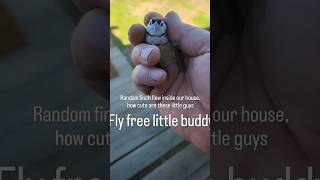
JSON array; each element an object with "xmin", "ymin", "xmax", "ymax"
[{"xmin": 146, "ymin": 18, "xmax": 167, "ymax": 36}]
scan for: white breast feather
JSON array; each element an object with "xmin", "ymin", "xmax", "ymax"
[{"xmin": 146, "ymin": 35, "xmax": 168, "ymax": 45}]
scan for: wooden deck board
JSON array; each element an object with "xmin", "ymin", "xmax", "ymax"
[
  {"xmin": 110, "ymin": 92, "xmax": 160, "ymax": 127},
  {"xmin": 110, "ymin": 45, "xmax": 209, "ymax": 179},
  {"xmin": 111, "ymin": 125, "xmax": 167, "ymax": 163},
  {"xmin": 142, "ymin": 145, "xmax": 209, "ymax": 180},
  {"xmin": 111, "ymin": 129, "xmax": 184, "ymax": 180},
  {"xmin": 186, "ymin": 162, "xmax": 210, "ymax": 180}
]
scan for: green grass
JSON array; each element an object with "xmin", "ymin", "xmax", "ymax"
[
  {"xmin": 192, "ymin": 13, "xmax": 210, "ymax": 28},
  {"xmin": 110, "ymin": 0, "xmax": 210, "ymax": 46}
]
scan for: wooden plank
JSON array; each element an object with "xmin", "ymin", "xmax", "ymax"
[
  {"xmin": 110, "ymin": 97, "xmax": 160, "ymax": 132},
  {"xmin": 110, "ymin": 45, "xmax": 136, "ymax": 105},
  {"xmin": 111, "ymin": 129, "xmax": 184, "ymax": 180},
  {"xmin": 110, "ymin": 47, "xmax": 122, "ymax": 60},
  {"xmin": 110, "ymin": 91, "xmax": 158, "ymax": 122},
  {"xmin": 110, "ymin": 64, "xmax": 132, "ymax": 80},
  {"xmin": 110, "ymin": 63, "xmax": 118, "ymax": 79},
  {"xmin": 111, "ymin": 126, "xmax": 166, "ymax": 163},
  {"xmin": 110, "ymin": 74, "xmax": 134, "ymax": 91},
  {"xmin": 110, "ymin": 108, "xmax": 164, "ymax": 162},
  {"xmin": 142, "ymin": 145, "xmax": 209, "ymax": 180},
  {"xmin": 110, "ymin": 107, "xmax": 158, "ymax": 134},
  {"xmin": 110, "ymin": 47, "xmax": 132, "ymax": 78},
  {"xmin": 110, "ymin": 78, "xmax": 137, "ymax": 104},
  {"xmin": 186, "ymin": 162, "xmax": 210, "ymax": 180}
]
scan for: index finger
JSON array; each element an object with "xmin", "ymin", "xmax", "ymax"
[
  {"xmin": 128, "ymin": 24, "xmax": 146, "ymax": 45},
  {"xmin": 128, "ymin": 12, "xmax": 164, "ymax": 45}
]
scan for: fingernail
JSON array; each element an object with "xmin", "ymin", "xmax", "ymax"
[
  {"xmin": 150, "ymin": 70, "xmax": 163, "ymax": 81},
  {"xmin": 140, "ymin": 47, "xmax": 153, "ymax": 62}
]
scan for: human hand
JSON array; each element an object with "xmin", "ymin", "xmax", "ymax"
[
  {"xmin": 71, "ymin": 0, "xmax": 108, "ymax": 98},
  {"xmin": 213, "ymin": 0, "xmax": 320, "ymax": 178},
  {"xmin": 129, "ymin": 12, "xmax": 210, "ymax": 151}
]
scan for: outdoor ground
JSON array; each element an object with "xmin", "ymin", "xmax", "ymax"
[{"xmin": 110, "ymin": 0, "xmax": 210, "ymax": 60}]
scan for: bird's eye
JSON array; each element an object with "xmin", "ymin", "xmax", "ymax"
[{"xmin": 160, "ymin": 23, "xmax": 163, "ymax": 26}]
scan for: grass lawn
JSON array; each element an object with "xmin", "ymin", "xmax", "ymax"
[{"xmin": 110, "ymin": 0, "xmax": 210, "ymax": 47}]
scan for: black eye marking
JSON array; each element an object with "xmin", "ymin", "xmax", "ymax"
[
  {"xmin": 160, "ymin": 23, "xmax": 163, "ymax": 26},
  {"xmin": 151, "ymin": 19, "xmax": 155, "ymax": 24}
]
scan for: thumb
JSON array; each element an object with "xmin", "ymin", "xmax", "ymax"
[{"xmin": 165, "ymin": 11, "xmax": 210, "ymax": 57}]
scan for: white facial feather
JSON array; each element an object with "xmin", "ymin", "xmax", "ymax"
[{"xmin": 146, "ymin": 19, "xmax": 167, "ymax": 36}]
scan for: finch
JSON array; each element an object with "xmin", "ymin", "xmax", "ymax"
[{"xmin": 145, "ymin": 17, "xmax": 185, "ymax": 73}]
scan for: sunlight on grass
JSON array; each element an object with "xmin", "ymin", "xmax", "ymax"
[{"xmin": 110, "ymin": 0, "xmax": 210, "ymax": 45}]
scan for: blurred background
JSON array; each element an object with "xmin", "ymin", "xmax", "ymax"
[
  {"xmin": 110, "ymin": 0, "xmax": 210, "ymax": 179},
  {"xmin": 0, "ymin": 0, "xmax": 107, "ymax": 179},
  {"xmin": 110, "ymin": 0, "xmax": 210, "ymax": 62},
  {"xmin": 0, "ymin": 0, "xmax": 210, "ymax": 179}
]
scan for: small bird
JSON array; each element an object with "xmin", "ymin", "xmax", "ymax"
[{"xmin": 145, "ymin": 17, "xmax": 185, "ymax": 73}]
